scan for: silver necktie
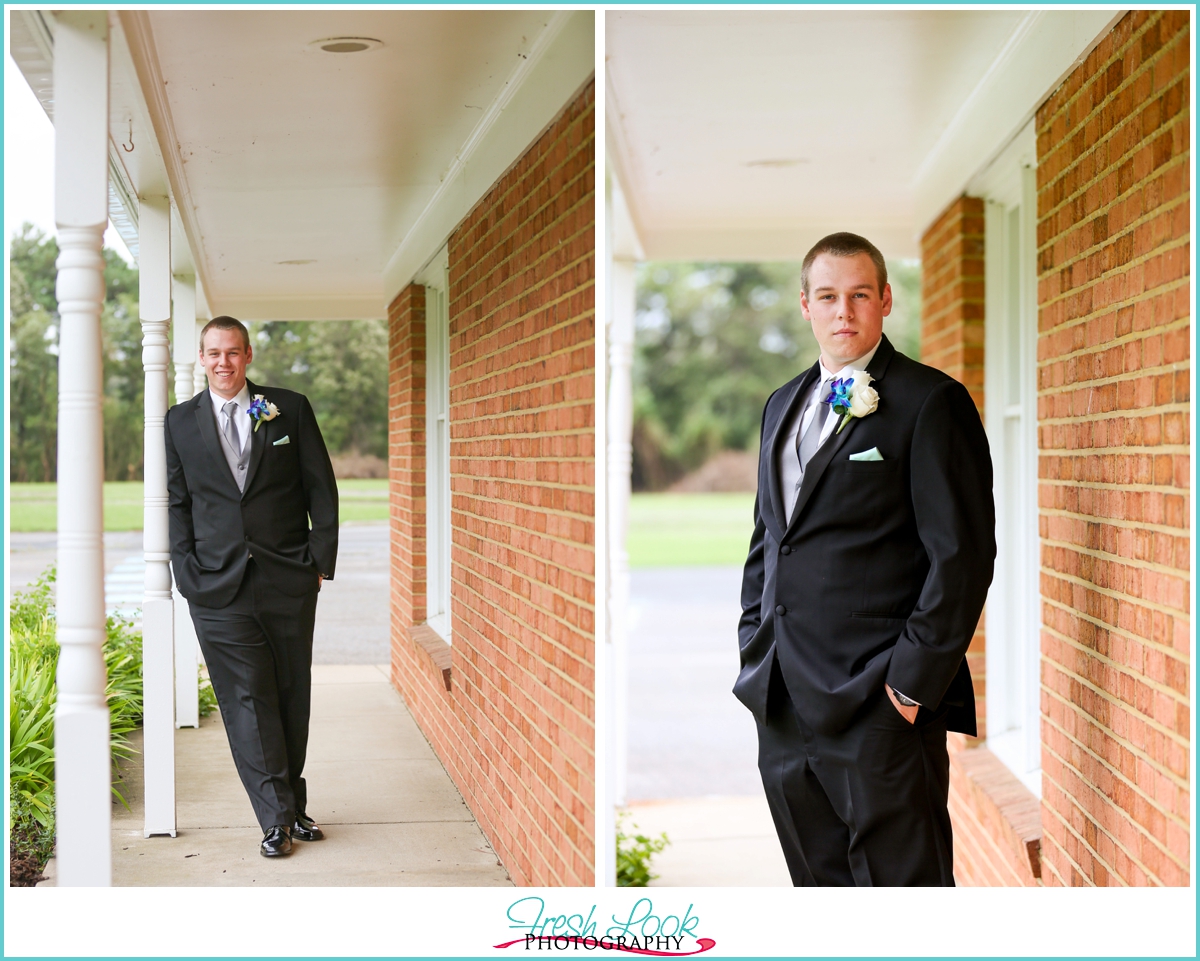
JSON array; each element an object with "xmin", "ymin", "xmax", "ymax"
[
  {"xmin": 796, "ymin": 393, "xmax": 833, "ymax": 474},
  {"xmin": 222, "ymin": 400, "xmax": 242, "ymax": 454}
]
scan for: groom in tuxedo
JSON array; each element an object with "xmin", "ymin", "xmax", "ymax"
[
  {"xmin": 735, "ymin": 233, "xmax": 995, "ymax": 885},
  {"xmin": 165, "ymin": 316, "xmax": 338, "ymax": 857}
]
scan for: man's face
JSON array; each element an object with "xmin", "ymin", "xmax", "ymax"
[
  {"xmin": 200, "ymin": 327, "xmax": 252, "ymax": 399},
  {"xmin": 799, "ymin": 252, "xmax": 891, "ymax": 370}
]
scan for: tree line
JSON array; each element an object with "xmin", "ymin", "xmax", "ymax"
[
  {"xmin": 8, "ymin": 225, "xmax": 388, "ymax": 483},
  {"xmin": 632, "ymin": 260, "xmax": 921, "ymax": 490}
]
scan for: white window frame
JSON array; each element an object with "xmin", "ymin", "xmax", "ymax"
[
  {"xmin": 973, "ymin": 120, "xmax": 1042, "ymax": 797},
  {"xmin": 417, "ymin": 246, "xmax": 451, "ymax": 642}
]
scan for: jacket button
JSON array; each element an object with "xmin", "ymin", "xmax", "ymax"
[
  {"xmin": 775, "ymin": 605, "xmax": 786, "ymax": 616},
  {"xmin": 780, "ymin": 545, "xmax": 791, "ymax": 555},
  {"xmin": 245, "ymin": 535, "xmax": 251, "ymax": 542}
]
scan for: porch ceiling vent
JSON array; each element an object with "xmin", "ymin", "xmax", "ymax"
[
  {"xmin": 745, "ymin": 158, "xmax": 810, "ymax": 168},
  {"xmin": 308, "ymin": 37, "xmax": 383, "ymax": 54}
]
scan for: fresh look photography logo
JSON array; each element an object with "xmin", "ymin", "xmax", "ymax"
[{"xmin": 495, "ymin": 897, "xmax": 716, "ymax": 955}]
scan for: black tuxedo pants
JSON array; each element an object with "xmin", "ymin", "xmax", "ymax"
[
  {"xmin": 189, "ymin": 560, "xmax": 318, "ymax": 832},
  {"xmin": 756, "ymin": 659, "xmax": 955, "ymax": 886}
]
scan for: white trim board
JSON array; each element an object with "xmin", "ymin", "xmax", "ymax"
[
  {"xmin": 606, "ymin": 160, "xmax": 644, "ymax": 264},
  {"xmin": 216, "ymin": 294, "xmax": 386, "ymax": 322},
  {"xmin": 913, "ymin": 8, "xmax": 1125, "ymax": 235},
  {"xmin": 382, "ymin": 10, "xmax": 594, "ymax": 304},
  {"xmin": 636, "ymin": 223, "xmax": 918, "ymax": 264}
]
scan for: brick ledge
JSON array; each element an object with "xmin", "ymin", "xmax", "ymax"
[
  {"xmin": 949, "ymin": 741, "xmax": 1043, "ymax": 884},
  {"xmin": 411, "ymin": 623, "xmax": 452, "ymax": 691}
]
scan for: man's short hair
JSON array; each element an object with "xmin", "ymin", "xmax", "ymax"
[
  {"xmin": 199, "ymin": 316, "xmax": 251, "ymax": 351},
  {"xmin": 801, "ymin": 232, "xmax": 888, "ymax": 296}
]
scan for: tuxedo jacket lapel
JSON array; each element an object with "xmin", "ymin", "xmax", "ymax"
[
  {"xmin": 764, "ymin": 365, "xmax": 818, "ymax": 536},
  {"xmin": 786, "ymin": 336, "xmax": 897, "ymax": 534},
  {"xmin": 241, "ymin": 380, "xmax": 267, "ymax": 497},
  {"xmin": 194, "ymin": 390, "xmax": 242, "ymax": 496}
]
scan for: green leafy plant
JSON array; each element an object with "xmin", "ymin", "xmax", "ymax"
[
  {"xmin": 198, "ymin": 668, "xmax": 218, "ymax": 717},
  {"xmin": 8, "ymin": 565, "xmax": 215, "ymax": 883},
  {"xmin": 9, "ymin": 569, "xmax": 59, "ymax": 829},
  {"xmin": 616, "ymin": 811, "xmax": 670, "ymax": 887},
  {"xmin": 9, "ymin": 783, "xmax": 55, "ymax": 886}
]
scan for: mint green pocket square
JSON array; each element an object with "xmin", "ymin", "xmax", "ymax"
[
  {"xmin": 273, "ymin": 435, "xmax": 291, "ymax": 446},
  {"xmin": 848, "ymin": 447, "xmax": 883, "ymax": 461}
]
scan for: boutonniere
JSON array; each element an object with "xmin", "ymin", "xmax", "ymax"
[
  {"xmin": 247, "ymin": 394, "xmax": 280, "ymax": 433},
  {"xmin": 825, "ymin": 369, "xmax": 879, "ymax": 434}
]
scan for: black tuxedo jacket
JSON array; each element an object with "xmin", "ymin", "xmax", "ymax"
[
  {"xmin": 735, "ymin": 335, "xmax": 995, "ymax": 736},
  {"xmin": 165, "ymin": 380, "xmax": 339, "ymax": 609}
]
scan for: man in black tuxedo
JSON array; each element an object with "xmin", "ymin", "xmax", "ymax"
[
  {"xmin": 735, "ymin": 233, "xmax": 995, "ymax": 886},
  {"xmin": 165, "ymin": 316, "xmax": 338, "ymax": 858}
]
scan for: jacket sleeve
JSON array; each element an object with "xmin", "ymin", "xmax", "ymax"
[
  {"xmin": 885, "ymin": 378, "xmax": 996, "ymax": 708},
  {"xmin": 297, "ymin": 394, "xmax": 340, "ymax": 580},
  {"xmin": 738, "ymin": 400, "xmax": 771, "ymax": 651},
  {"xmin": 164, "ymin": 413, "xmax": 196, "ymax": 565}
]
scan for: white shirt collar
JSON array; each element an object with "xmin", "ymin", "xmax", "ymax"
[
  {"xmin": 816, "ymin": 337, "xmax": 882, "ymax": 384},
  {"xmin": 210, "ymin": 383, "xmax": 251, "ymax": 414}
]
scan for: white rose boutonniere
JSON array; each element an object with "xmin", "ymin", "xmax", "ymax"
[
  {"xmin": 825, "ymin": 368, "xmax": 879, "ymax": 434},
  {"xmin": 247, "ymin": 394, "xmax": 280, "ymax": 433}
]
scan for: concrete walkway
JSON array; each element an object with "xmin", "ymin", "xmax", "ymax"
[
  {"xmin": 624, "ymin": 797, "xmax": 791, "ymax": 887},
  {"xmin": 40, "ymin": 665, "xmax": 512, "ymax": 886}
]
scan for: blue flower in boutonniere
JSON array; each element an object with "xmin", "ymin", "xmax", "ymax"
[
  {"xmin": 824, "ymin": 368, "xmax": 879, "ymax": 434},
  {"xmin": 247, "ymin": 394, "xmax": 280, "ymax": 433}
]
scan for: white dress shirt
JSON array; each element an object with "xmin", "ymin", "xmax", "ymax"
[
  {"xmin": 211, "ymin": 384, "xmax": 251, "ymax": 454},
  {"xmin": 777, "ymin": 339, "xmax": 881, "ymax": 523}
]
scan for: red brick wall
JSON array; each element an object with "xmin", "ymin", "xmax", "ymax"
[
  {"xmin": 921, "ymin": 195, "xmax": 1030, "ymax": 886},
  {"xmin": 389, "ymin": 284, "xmax": 427, "ymax": 632},
  {"xmin": 388, "ymin": 78, "xmax": 595, "ymax": 887},
  {"xmin": 921, "ymin": 196, "xmax": 988, "ymax": 740},
  {"xmin": 1036, "ymin": 10, "xmax": 1190, "ymax": 886}
]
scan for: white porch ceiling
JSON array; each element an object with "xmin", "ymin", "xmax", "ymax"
[
  {"xmin": 105, "ymin": 10, "xmax": 574, "ymax": 321},
  {"xmin": 138, "ymin": 10, "xmax": 557, "ymax": 320},
  {"xmin": 606, "ymin": 10, "xmax": 1119, "ymax": 262}
]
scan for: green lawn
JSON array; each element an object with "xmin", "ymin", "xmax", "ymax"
[
  {"xmin": 627, "ymin": 492, "xmax": 756, "ymax": 568},
  {"xmin": 10, "ymin": 484, "xmax": 750, "ymax": 563},
  {"xmin": 335, "ymin": 478, "xmax": 389, "ymax": 523},
  {"xmin": 9, "ymin": 478, "xmax": 390, "ymax": 531},
  {"xmin": 10, "ymin": 482, "xmax": 147, "ymax": 532}
]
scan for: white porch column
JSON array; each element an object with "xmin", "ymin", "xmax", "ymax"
[
  {"xmin": 170, "ymin": 277, "xmax": 200, "ymax": 729},
  {"xmin": 607, "ymin": 259, "xmax": 635, "ymax": 816},
  {"xmin": 604, "ymin": 167, "xmax": 643, "ymax": 886},
  {"xmin": 52, "ymin": 11, "xmax": 112, "ymax": 887},
  {"xmin": 172, "ymin": 277, "xmax": 197, "ymax": 403},
  {"xmin": 140, "ymin": 196, "xmax": 177, "ymax": 836},
  {"xmin": 192, "ymin": 282, "xmax": 210, "ymax": 397}
]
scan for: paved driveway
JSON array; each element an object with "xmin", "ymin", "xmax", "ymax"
[
  {"xmin": 8, "ymin": 524, "xmax": 391, "ymax": 664},
  {"xmin": 626, "ymin": 566, "xmax": 762, "ymax": 799}
]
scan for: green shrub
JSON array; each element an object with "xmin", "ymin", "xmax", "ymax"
[
  {"xmin": 198, "ymin": 670, "xmax": 218, "ymax": 717},
  {"xmin": 8, "ymin": 565, "xmax": 215, "ymax": 882},
  {"xmin": 616, "ymin": 811, "xmax": 670, "ymax": 887},
  {"xmin": 9, "ymin": 569, "xmax": 59, "ymax": 830},
  {"xmin": 9, "ymin": 784, "xmax": 55, "ymax": 886}
]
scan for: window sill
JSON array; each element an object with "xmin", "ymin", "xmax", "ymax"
[
  {"xmin": 948, "ymin": 740, "xmax": 1043, "ymax": 884},
  {"xmin": 411, "ymin": 623, "xmax": 452, "ymax": 692}
]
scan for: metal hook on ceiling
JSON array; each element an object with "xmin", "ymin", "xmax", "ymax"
[{"xmin": 122, "ymin": 120, "xmax": 134, "ymax": 153}]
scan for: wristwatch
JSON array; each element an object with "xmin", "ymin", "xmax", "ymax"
[{"xmin": 891, "ymin": 688, "xmax": 920, "ymax": 707}]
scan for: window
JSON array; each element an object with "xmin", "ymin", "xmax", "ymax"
[
  {"xmin": 975, "ymin": 121, "xmax": 1041, "ymax": 796},
  {"xmin": 418, "ymin": 246, "xmax": 451, "ymax": 641}
]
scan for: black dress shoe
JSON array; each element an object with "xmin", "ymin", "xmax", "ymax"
[
  {"xmin": 292, "ymin": 812, "xmax": 325, "ymax": 841},
  {"xmin": 260, "ymin": 825, "xmax": 293, "ymax": 857}
]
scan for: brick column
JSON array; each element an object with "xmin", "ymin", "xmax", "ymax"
[
  {"xmin": 388, "ymin": 284, "xmax": 428, "ymax": 662},
  {"xmin": 921, "ymin": 196, "xmax": 988, "ymax": 739},
  {"xmin": 1036, "ymin": 10, "xmax": 1190, "ymax": 886},
  {"xmin": 921, "ymin": 197, "xmax": 987, "ymax": 407}
]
